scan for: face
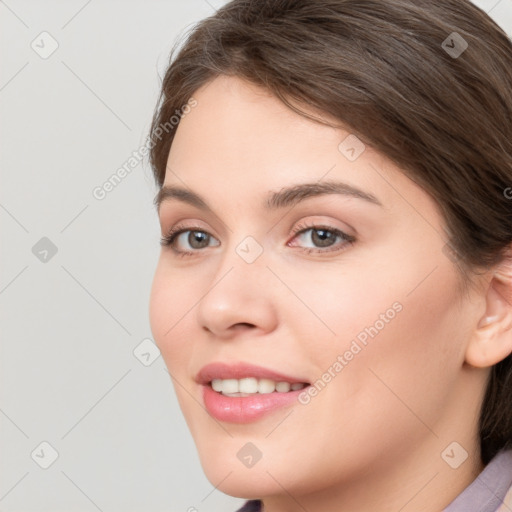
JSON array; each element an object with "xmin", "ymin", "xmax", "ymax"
[{"xmin": 149, "ymin": 75, "xmax": 485, "ymax": 501}]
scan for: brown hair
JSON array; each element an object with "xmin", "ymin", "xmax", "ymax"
[{"xmin": 148, "ymin": 0, "xmax": 512, "ymax": 465}]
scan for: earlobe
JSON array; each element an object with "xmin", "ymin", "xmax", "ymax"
[{"xmin": 465, "ymin": 251, "xmax": 512, "ymax": 368}]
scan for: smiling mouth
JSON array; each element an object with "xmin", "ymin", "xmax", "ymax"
[
  {"xmin": 200, "ymin": 365, "xmax": 312, "ymax": 422},
  {"xmin": 209, "ymin": 377, "xmax": 310, "ymax": 397}
]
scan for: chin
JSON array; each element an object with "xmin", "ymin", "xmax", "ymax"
[
  {"xmin": 194, "ymin": 436, "xmax": 315, "ymax": 501},
  {"xmin": 200, "ymin": 459, "xmax": 278, "ymax": 500}
]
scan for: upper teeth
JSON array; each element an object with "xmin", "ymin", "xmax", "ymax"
[{"xmin": 211, "ymin": 378, "xmax": 306, "ymax": 395}]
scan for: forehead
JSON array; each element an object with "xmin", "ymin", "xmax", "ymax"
[
  {"xmin": 160, "ymin": 75, "xmax": 439, "ymax": 225},
  {"xmin": 167, "ymin": 75, "xmax": 346, "ymax": 173}
]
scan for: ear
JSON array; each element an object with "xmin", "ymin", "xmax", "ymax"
[{"xmin": 465, "ymin": 246, "xmax": 512, "ymax": 368}]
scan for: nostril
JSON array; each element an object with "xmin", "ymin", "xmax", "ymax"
[{"xmin": 233, "ymin": 322, "xmax": 256, "ymax": 330}]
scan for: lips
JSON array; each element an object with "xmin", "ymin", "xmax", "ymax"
[{"xmin": 196, "ymin": 362, "xmax": 311, "ymax": 423}]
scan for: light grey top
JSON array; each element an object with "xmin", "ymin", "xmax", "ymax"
[{"xmin": 443, "ymin": 449, "xmax": 512, "ymax": 512}]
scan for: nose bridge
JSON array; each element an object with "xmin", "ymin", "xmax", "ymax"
[
  {"xmin": 209, "ymin": 232, "xmax": 270, "ymax": 300},
  {"xmin": 212, "ymin": 225, "xmax": 269, "ymax": 278},
  {"xmin": 195, "ymin": 232, "xmax": 277, "ymax": 335}
]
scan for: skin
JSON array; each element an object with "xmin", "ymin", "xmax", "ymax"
[{"xmin": 149, "ymin": 75, "xmax": 512, "ymax": 512}]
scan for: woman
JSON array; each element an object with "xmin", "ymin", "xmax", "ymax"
[{"xmin": 148, "ymin": 1, "xmax": 512, "ymax": 511}]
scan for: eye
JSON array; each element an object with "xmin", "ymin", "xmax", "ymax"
[
  {"xmin": 288, "ymin": 221, "xmax": 355, "ymax": 254},
  {"xmin": 160, "ymin": 221, "xmax": 356, "ymax": 257},
  {"xmin": 160, "ymin": 224, "xmax": 220, "ymax": 256}
]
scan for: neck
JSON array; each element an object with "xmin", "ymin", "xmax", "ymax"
[{"xmin": 260, "ymin": 439, "xmax": 483, "ymax": 512}]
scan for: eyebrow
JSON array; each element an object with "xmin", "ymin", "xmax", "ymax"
[{"xmin": 154, "ymin": 180, "xmax": 383, "ymax": 214}]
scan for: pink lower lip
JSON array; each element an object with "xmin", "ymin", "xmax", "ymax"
[{"xmin": 202, "ymin": 384, "xmax": 308, "ymax": 423}]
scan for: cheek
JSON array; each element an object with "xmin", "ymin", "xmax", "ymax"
[
  {"xmin": 149, "ymin": 263, "xmax": 202, "ymax": 430},
  {"xmin": 296, "ymin": 242, "xmax": 466, "ymax": 417},
  {"xmin": 310, "ymin": 234, "xmax": 463, "ymax": 365},
  {"xmin": 149, "ymin": 261, "xmax": 192, "ymax": 370},
  {"xmin": 322, "ymin": 261, "xmax": 464, "ymax": 429}
]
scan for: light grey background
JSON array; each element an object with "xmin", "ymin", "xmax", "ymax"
[{"xmin": 1, "ymin": 1, "xmax": 511, "ymax": 511}]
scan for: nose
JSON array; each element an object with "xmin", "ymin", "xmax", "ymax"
[{"xmin": 195, "ymin": 247, "xmax": 279, "ymax": 339}]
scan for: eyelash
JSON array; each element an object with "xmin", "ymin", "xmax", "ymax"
[{"xmin": 159, "ymin": 221, "xmax": 356, "ymax": 258}]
